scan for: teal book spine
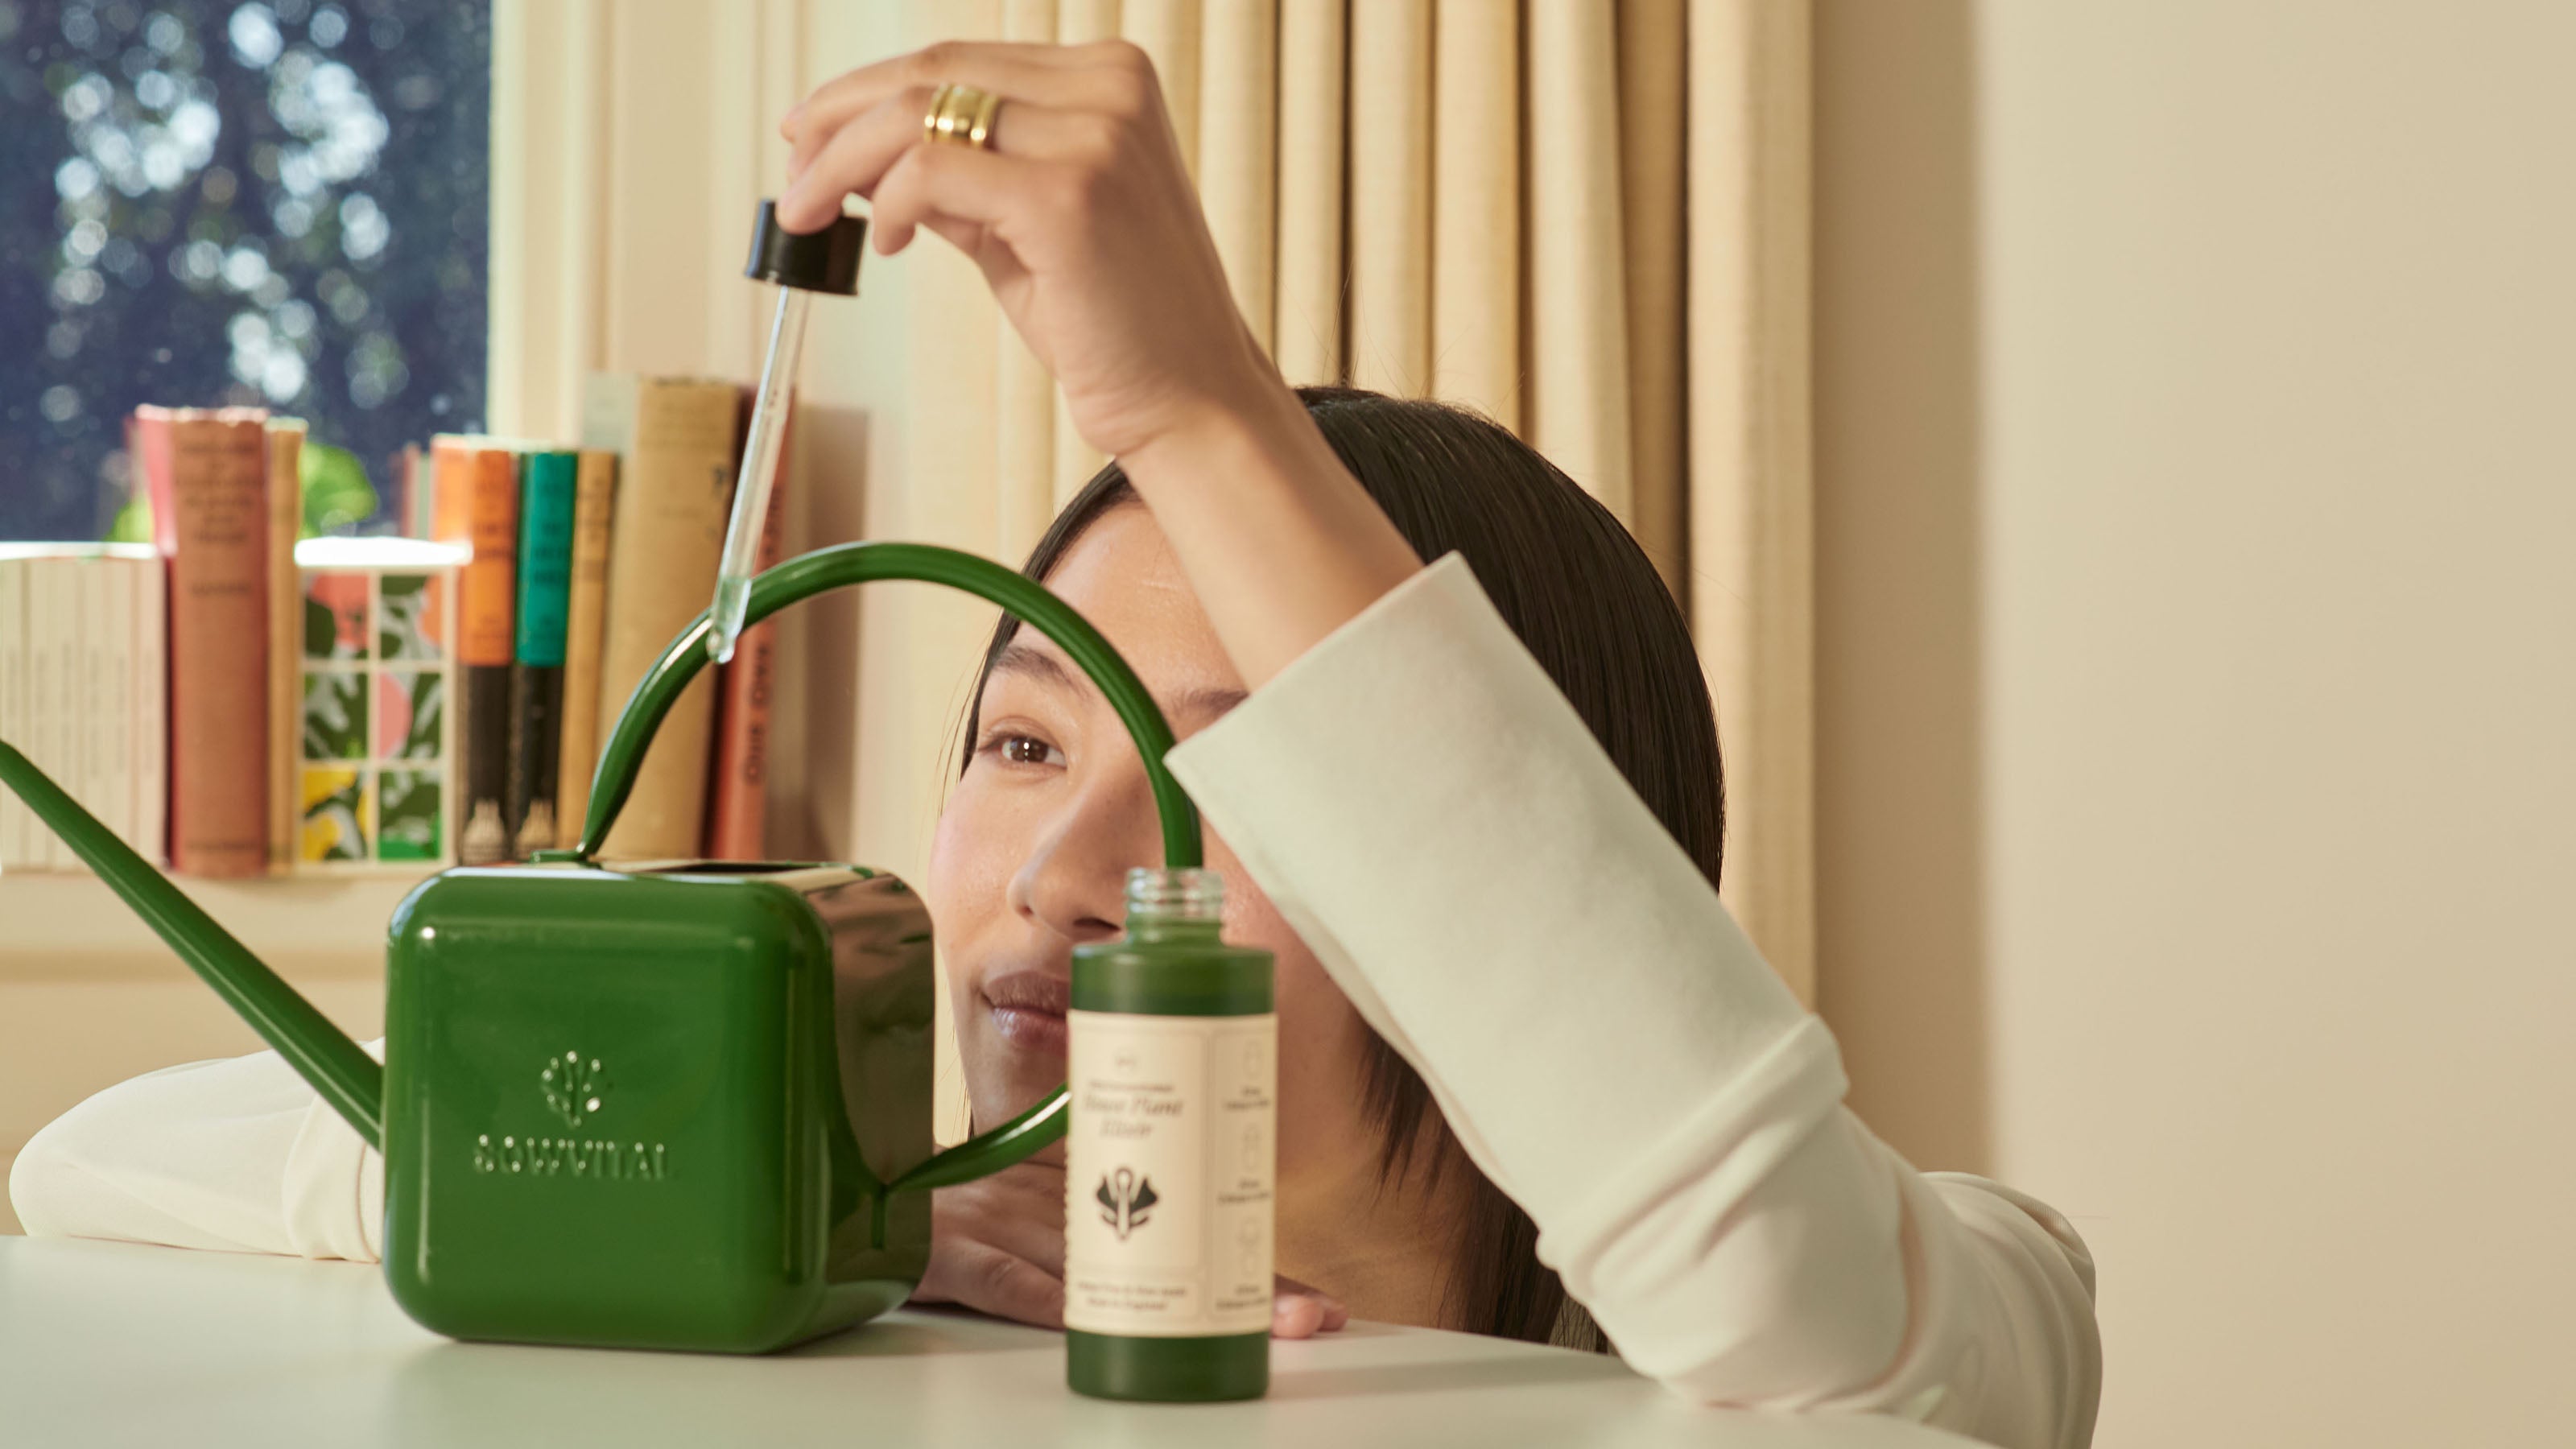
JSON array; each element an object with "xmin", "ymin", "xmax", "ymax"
[
  {"xmin": 504, "ymin": 451, "xmax": 578, "ymax": 857},
  {"xmin": 514, "ymin": 452, "xmax": 578, "ymax": 668}
]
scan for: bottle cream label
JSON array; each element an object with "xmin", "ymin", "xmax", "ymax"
[{"xmin": 1065, "ymin": 1010, "xmax": 1275, "ymax": 1337}]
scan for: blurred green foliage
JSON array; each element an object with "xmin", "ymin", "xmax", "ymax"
[{"xmin": 299, "ymin": 437, "xmax": 374, "ymax": 535}]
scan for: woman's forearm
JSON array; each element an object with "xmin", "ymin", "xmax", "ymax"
[
  {"xmin": 10, "ymin": 1042, "xmax": 385, "ymax": 1262},
  {"xmin": 1161, "ymin": 558, "xmax": 2103, "ymax": 1446},
  {"xmin": 1117, "ymin": 384, "xmax": 1424, "ymax": 690}
]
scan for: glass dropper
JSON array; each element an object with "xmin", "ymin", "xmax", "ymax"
[
  {"xmin": 711, "ymin": 285, "xmax": 807, "ymax": 663},
  {"xmin": 708, "ymin": 200, "xmax": 867, "ymax": 665}
]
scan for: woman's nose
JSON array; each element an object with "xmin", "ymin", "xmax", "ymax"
[{"xmin": 1005, "ymin": 765, "xmax": 1160, "ymax": 943}]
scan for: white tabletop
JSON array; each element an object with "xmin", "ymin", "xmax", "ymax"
[{"xmin": 0, "ymin": 1236, "xmax": 1970, "ymax": 1447}]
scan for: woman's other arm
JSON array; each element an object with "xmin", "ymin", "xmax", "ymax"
[
  {"xmin": 1165, "ymin": 557, "xmax": 2101, "ymax": 1449},
  {"xmin": 9, "ymin": 1043, "xmax": 383, "ymax": 1262}
]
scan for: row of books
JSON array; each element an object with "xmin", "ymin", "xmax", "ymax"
[
  {"xmin": 2, "ymin": 411, "xmax": 298, "ymax": 876},
  {"xmin": 430, "ymin": 375, "xmax": 789, "ymax": 870},
  {"xmin": 0, "ymin": 378, "xmax": 788, "ymax": 877}
]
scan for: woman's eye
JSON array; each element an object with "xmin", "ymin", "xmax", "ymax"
[{"xmin": 996, "ymin": 735, "xmax": 1060, "ymax": 767}]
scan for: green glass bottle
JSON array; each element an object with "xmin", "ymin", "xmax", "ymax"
[{"xmin": 1065, "ymin": 867, "xmax": 1276, "ymax": 1402}]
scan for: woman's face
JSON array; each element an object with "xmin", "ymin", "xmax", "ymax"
[{"xmin": 927, "ymin": 504, "xmax": 1381, "ymax": 1198}]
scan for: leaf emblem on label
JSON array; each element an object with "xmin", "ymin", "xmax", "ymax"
[
  {"xmin": 1096, "ymin": 1166, "xmax": 1158, "ymax": 1241},
  {"xmin": 539, "ymin": 1051, "xmax": 607, "ymax": 1131}
]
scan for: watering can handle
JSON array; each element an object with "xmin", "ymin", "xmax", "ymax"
[
  {"xmin": 571, "ymin": 541, "xmax": 1200, "ymax": 870},
  {"xmin": 569, "ymin": 541, "xmax": 1202, "ymax": 1187}
]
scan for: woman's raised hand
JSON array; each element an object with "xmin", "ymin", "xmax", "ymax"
[
  {"xmin": 778, "ymin": 40, "xmax": 1283, "ymax": 465},
  {"xmin": 782, "ymin": 38, "xmax": 1420, "ymax": 687}
]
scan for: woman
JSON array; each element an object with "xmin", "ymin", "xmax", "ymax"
[
  {"xmin": 932, "ymin": 384, "xmax": 1729, "ymax": 1348},
  {"xmin": 12, "ymin": 40, "xmax": 2100, "ymax": 1448}
]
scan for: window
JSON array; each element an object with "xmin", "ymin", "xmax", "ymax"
[{"xmin": 0, "ymin": 0, "xmax": 490, "ymax": 540}]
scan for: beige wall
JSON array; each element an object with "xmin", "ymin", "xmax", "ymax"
[{"xmin": 1814, "ymin": 3, "xmax": 2576, "ymax": 1445}]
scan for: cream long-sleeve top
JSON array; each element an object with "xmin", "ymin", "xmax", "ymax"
[{"xmin": 10, "ymin": 555, "xmax": 2100, "ymax": 1448}]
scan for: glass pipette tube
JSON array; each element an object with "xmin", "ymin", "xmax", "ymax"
[{"xmin": 709, "ymin": 283, "xmax": 811, "ymax": 664}]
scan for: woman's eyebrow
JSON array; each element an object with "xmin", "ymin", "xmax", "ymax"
[
  {"xmin": 992, "ymin": 642, "xmax": 1079, "ymax": 691},
  {"xmin": 1175, "ymin": 686, "xmax": 1250, "ymax": 724},
  {"xmin": 992, "ymin": 642, "xmax": 1247, "ymax": 724}
]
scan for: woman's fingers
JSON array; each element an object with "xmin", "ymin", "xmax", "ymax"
[
  {"xmin": 786, "ymin": 41, "xmax": 1086, "ymax": 137},
  {"xmin": 923, "ymin": 1170, "xmax": 1343, "ymax": 1341},
  {"xmin": 782, "ymin": 39, "xmax": 1130, "ymax": 176},
  {"xmin": 919, "ymin": 1167, "xmax": 1068, "ymax": 1328},
  {"xmin": 1271, "ymin": 1275, "xmax": 1351, "ymax": 1339},
  {"xmin": 776, "ymin": 85, "xmax": 1107, "ymax": 230},
  {"xmin": 914, "ymin": 1241, "xmax": 1067, "ymax": 1328},
  {"xmin": 932, "ymin": 1168, "xmax": 1067, "ymax": 1269},
  {"xmin": 860, "ymin": 142, "xmax": 1034, "ymax": 258}
]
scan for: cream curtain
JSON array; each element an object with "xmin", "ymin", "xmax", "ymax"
[{"xmin": 786, "ymin": 0, "xmax": 1814, "ymax": 1005}]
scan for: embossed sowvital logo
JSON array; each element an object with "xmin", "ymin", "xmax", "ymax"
[
  {"xmin": 470, "ymin": 1049, "xmax": 671, "ymax": 1182},
  {"xmin": 540, "ymin": 1051, "xmax": 606, "ymax": 1129}
]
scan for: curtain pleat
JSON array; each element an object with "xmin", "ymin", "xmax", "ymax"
[
  {"xmin": 997, "ymin": 0, "xmax": 1059, "ymax": 559},
  {"xmin": 1686, "ymin": 0, "xmax": 1814, "ymax": 1003},
  {"xmin": 1428, "ymin": 0, "xmax": 1520, "ymax": 431},
  {"xmin": 1052, "ymin": 0, "xmax": 1121, "ymax": 503},
  {"xmin": 1524, "ymin": 0, "xmax": 1633, "ymax": 521},
  {"xmin": 1346, "ymin": 0, "xmax": 1432, "ymax": 395},
  {"xmin": 1619, "ymin": 0, "xmax": 1689, "ymax": 591},
  {"xmin": 1272, "ymin": 0, "xmax": 1347, "ymax": 384},
  {"xmin": 1199, "ymin": 0, "xmax": 1279, "ymax": 355},
  {"xmin": 1055, "ymin": 0, "xmax": 1118, "ymax": 42},
  {"xmin": 1122, "ymin": 0, "xmax": 1202, "ymax": 181}
]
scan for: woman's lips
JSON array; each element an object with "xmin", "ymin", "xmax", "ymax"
[{"xmin": 983, "ymin": 971, "xmax": 1070, "ymax": 1056}]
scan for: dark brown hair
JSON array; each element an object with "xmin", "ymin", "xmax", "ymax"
[{"xmin": 963, "ymin": 386, "xmax": 1725, "ymax": 1352}]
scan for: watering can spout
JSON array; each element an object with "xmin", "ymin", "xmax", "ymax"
[{"xmin": 0, "ymin": 741, "xmax": 385, "ymax": 1148}]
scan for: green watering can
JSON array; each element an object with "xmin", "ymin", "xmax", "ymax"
[{"xmin": 0, "ymin": 543, "xmax": 1200, "ymax": 1354}]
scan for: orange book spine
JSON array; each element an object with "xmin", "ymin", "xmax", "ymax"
[
  {"xmin": 265, "ymin": 421, "xmax": 304, "ymax": 873},
  {"xmin": 439, "ymin": 445, "xmax": 520, "ymax": 669},
  {"xmin": 431, "ymin": 438, "xmax": 521, "ymax": 865},
  {"xmin": 137, "ymin": 407, "xmax": 270, "ymax": 877}
]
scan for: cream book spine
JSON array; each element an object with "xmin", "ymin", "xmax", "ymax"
[
  {"xmin": 580, "ymin": 375, "xmax": 741, "ymax": 859},
  {"xmin": 27, "ymin": 559, "xmax": 67, "ymax": 869},
  {"xmin": 0, "ymin": 556, "xmax": 27, "ymax": 867},
  {"xmin": 552, "ymin": 449, "xmax": 617, "ymax": 842},
  {"xmin": 134, "ymin": 555, "xmax": 167, "ymax": 865},
  {"xmin": 88, "ymin": 555, "xmax": 136, "ymax": 851}
]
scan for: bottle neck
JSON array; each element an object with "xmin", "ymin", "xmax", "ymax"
[
  {"xmin": 1075, "ymin": 866, "xmax": 1274, "ymax": 1016},
  {"xmin": 1124, "ymin": 867, "xmax": 1224, "ymax": 942},
  {"xmin": 1125, "ymin": 914, "xmax": 1224, "ymax": 945}
]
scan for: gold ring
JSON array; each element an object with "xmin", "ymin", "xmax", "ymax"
[{"xmin": 924, "ymin": 82, "xmax": 1003, "ymax": 151}]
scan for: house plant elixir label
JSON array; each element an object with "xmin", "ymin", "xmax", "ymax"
[{"xmin": 1065, "ymin": 1010, "xmax": 1276, "ymax": 1335}]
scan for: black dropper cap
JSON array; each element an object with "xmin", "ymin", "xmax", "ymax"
[{"xmin": 744, "ymin": 199, "xmax": 867, "ymax": 295}]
